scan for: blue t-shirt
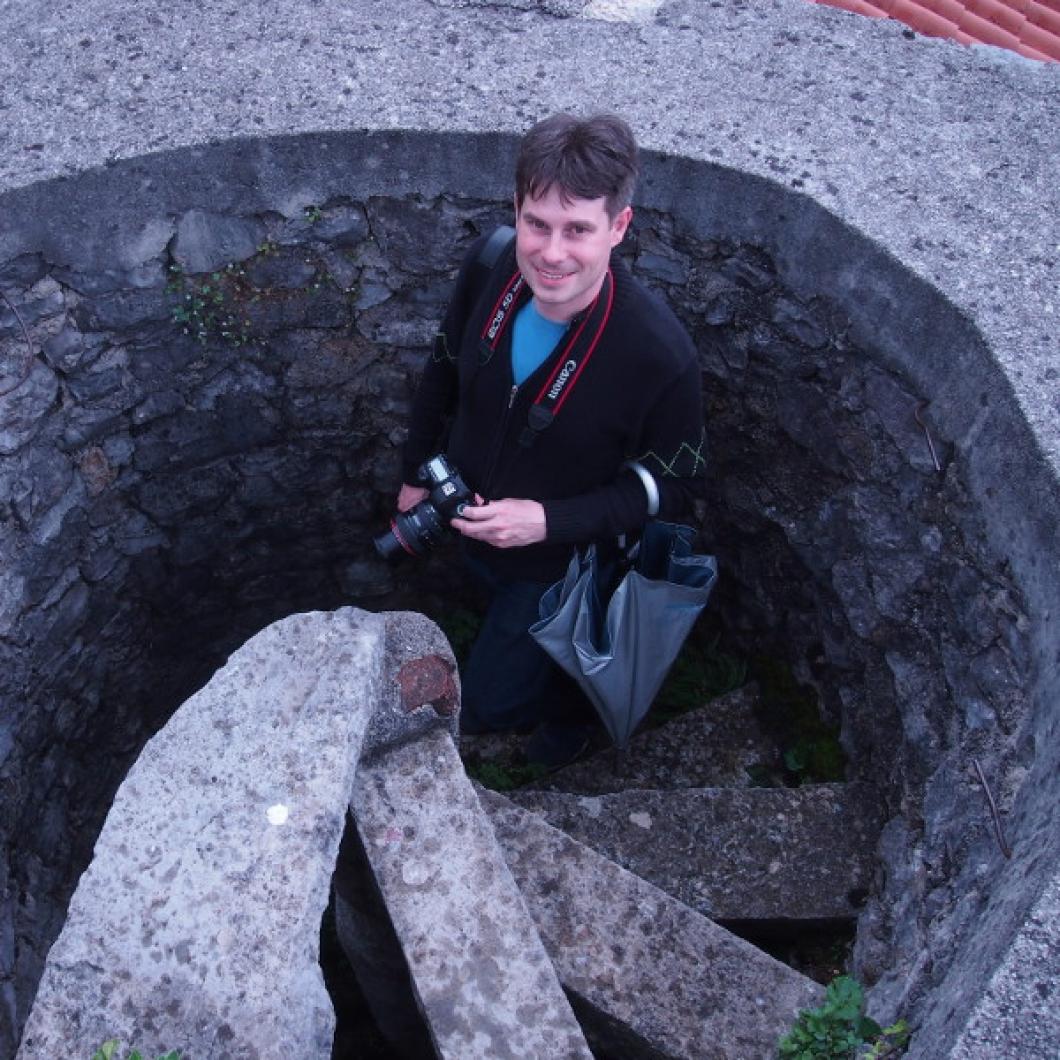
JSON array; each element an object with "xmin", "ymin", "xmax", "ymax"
[{"xmin": 512, "ymin": 301, "xmax": 567, "ymax": 385}]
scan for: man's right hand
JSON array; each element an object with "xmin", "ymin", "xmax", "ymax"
[{"xmin": 397, "ymin": 483, "xmax": 428, "ymax": 512}]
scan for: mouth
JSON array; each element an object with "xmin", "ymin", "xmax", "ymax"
[{"xmin": 535, "ymin": 265, "xmax": 572, "ymax": 283}]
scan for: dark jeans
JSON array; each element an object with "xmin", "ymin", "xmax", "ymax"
[{"xmin": 460, "ymin": 552, "xmax": 592, "ymax": 735}]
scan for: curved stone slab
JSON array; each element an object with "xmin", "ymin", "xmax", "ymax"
[{"xmin": 17, "ymin": 608, "xmax": 387, "ymax": 1059}]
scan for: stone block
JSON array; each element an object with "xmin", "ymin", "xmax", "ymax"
[
  {"xmin": 505, "ymin": 783, "xmax": 883, "ymax": 923},
  {"xmin": 16, "ymin": 608, "xmax": 388, "ymax": 1060},
  {"xmin": 242, "ymin": 247, "xmax": 316, "ymax": 290},
  {"xmin": 173, "ymin": 210, "xmax": 266, "ymax": 274},
  {"xmin": 41, "ymin": 327, "xmax": 104, "ymax": 374},
  {"xmin": 482, "ymin": 789, "xmax": 824, "ymax": 1060},
  {"xmin": 527, "ymin": 686, "xmax": 775, "ymax": 796},
  {"xmin": 72, "ymin": 289, "xmax": 172, "ymax": 331},
  {"xmin": 350, "ymin": 727, "xmax": 593, "ymax": 1060},
  {"xmin": 0, "ymin": 361, "xmax": 58, "ymax": 457}
]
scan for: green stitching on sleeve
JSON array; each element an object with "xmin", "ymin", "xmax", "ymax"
[{"xmin": 637, "ymin": 428, "xmax": 707, "ymax": 478}]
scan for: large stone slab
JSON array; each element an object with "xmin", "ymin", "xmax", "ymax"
[
  {"xmin": 506, "ymin": 784, "xmax": 882, "ymax": 923},
  {"xmin": 350, "ymin": 727, "xmax": 593, "ymax": 1060},
  {"xmin": 482, "ymin": 788, "xmax": 824, "ymax": 1060},
  {"xmin": 17, "ymin": 608, "xmax": 388, "ymax": 1060}
]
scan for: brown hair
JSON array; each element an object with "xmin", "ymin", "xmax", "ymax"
[{"xmin": 515, "ymin": 113, "xmax": 639, "ymax": 220}]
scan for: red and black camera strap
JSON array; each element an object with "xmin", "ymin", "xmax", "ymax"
[{"xmin": 477, "ymin": 260, "xmax": 616, "ymax": 449}]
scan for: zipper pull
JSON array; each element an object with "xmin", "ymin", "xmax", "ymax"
[{"xmin": 508, "ymin": 384, "xmax": 518, "ymax": 409}]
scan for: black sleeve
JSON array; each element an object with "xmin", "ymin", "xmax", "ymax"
[
  {"xmin": 401, "ymin": 236, "xmax": 490, "ymax": 482},
  {"xmin": 542, "ymin": 353, "xmax": 707, "ymax": 543}
]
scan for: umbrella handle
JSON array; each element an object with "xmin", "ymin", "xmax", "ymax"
[{"xmin": 623, "ymin": 460, "xmax": 660, "ymax": 517}]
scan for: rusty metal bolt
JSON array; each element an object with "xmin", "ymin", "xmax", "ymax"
[{"xmin": 396, "ymin": 654, "xmax": 459, "ymax": 717}]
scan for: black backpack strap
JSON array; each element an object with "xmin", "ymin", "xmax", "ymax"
[{"xmin": 476, "ymin": 224, "xmax": 516, "ymax": 275}]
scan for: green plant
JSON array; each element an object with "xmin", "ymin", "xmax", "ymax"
[
  {"xmin": 653, "ymin": 631, "xmax": 748, "ymax": 720},
  {"xmin": 778, "ymin": 976, "xmax": 909, "ymax": 1059},
  {"xmin": 167, "ymin": 262, "xmax": 254, "ymax": 347},
  {"xmin": 92, "ymin": 1040, "xmax": 182, "ymax": 1060},
  {"xmin": 303, "ymin": 204, "xmax": 323, "ymax": 224},
  {"xmin": 463, "ymin": 758, "xmax": 548, "ymax": 792},
  {"xmin": 752, "ymin": 654, "xmax": 846, "ymax": 785}
]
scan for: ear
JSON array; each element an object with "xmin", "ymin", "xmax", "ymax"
[{"xmin": 610, "ymin": 206, "xmax": 633, "ymax": 247}]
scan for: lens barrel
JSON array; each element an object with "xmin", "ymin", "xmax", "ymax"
[{"xmin": 372, "ymin": 501, "xmax": 447, "ymax": 561}]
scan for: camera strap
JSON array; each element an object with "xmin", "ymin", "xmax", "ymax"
[
  {"xmin": 518, "ymin": 268, "xmax": 614, "ymax": 447},
  {"xmin": 474, "ymin": 249, "xmax": 616, "ymax": 449}
]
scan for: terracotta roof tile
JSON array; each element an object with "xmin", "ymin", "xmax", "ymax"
[{"xmin": 810, "ymin": 0, "xmax": 1060, "ymax": 59}]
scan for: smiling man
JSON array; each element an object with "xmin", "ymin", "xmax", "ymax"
[{"xmin": 397, "ymin": 113, "xmax": 706, "ymax": 767}]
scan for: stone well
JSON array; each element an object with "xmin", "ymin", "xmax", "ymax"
[{"xmin": 1, "ymin": 0, "xmax": 1057, "ymax": 1056}]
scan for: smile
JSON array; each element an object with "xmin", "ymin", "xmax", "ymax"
[{"xmin": 536, "ymin": 266, "xmax": 572, "ymax": 282}]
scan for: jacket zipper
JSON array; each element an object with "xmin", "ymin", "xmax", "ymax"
[{"xmin": 480, "ymin": 383, "xmax": 518, "ymax": 499}]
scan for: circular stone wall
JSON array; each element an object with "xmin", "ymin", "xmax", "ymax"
[{"xmin": 0, "ymin": 130, "xmax": 1057, "ymax": 1056}]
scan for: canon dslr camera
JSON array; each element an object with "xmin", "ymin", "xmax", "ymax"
[{"xmin": 374, "ymin": 454, "xmax": 474, "ymax": 561}]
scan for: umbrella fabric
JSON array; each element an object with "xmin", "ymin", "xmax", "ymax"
[{"xmin": 530, "ymin": 521, "xmax": 717, "ymax": 749}]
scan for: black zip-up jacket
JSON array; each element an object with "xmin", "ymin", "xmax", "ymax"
[{"xmin": 403, "ymin": 233, "xmax": 706, "ymax": 582}]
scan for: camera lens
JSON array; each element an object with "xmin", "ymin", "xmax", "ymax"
[
  {"xmin": 373, "ymin": 523, "xmax": 410, "ymax": 561},
  {"xmin": 372, "ymin": 502, "xmax": 446, "ymax": 562}
]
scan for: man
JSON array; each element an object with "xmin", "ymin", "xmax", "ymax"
[{"xmin": 398, "ymin": 113, "xmax": 706, "ymax": 767}]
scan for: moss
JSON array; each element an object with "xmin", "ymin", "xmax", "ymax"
[
  {"xmin": 653, "ymin": 628, "xmax": 748, "ymax": 722},
  {"xmin": 751, "ymin": 654, "xmax": 846, "ymax": 785}
]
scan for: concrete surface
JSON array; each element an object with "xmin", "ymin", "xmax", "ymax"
[
  {"xmin": 15, "ymin": 608, "xmax": 387, "ymax": 1059},
  {"xmin": 943, "ymin": 871, "xmax": 1060, "ymax": 1059},
  {"xmin": 351, "ymin": 726, "xmax": 593, "ymax": 1060},
  {"xmin": 1, "ymin": 2, "xmax": 1058, "ymax": 1056},
  {"xmin": 530, "ymin": 685, "xmax": 776, "ymax": 794},
  {"xmin": 482, "ymin": 787, "xmax": 824, "ymax": 1060},
  {"xmin": 507, "ymin": 783, "xmax": 883, "ymax": 922}
]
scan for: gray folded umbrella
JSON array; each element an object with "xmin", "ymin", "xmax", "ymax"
[{"xmin": 530, "ymin": 521, "xmax": 718, "ymax": 750}]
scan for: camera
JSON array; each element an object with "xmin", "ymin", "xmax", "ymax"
[{"xmin": 374, "ymin": 454, "xmax": 474, "ymax": 561}]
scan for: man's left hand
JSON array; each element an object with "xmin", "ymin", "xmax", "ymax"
[{"xmin": 451, "ymin": 498, "xmax": 546, "ymax": 548}]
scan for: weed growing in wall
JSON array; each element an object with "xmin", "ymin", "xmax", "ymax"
[
  {"xmin": 166, "ymin": 233, "xmax": 345, "ymax": 348},
  {"xmin": 777, "ymin": 976, "xmax": 908, "ymax": 1058},
  {"xmin": 92, "ymin": 1041, "xmax": 181, "ymax": 1060},
  {"xmin": 167, "ymin": 263, "xmax": 254, "ymax": 348}
]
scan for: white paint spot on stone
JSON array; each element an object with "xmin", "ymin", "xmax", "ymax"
[
  {"xmin": 266, "ymin": 804, "xmax": 289, "ymax": 826},
  {"xmin": 583, "ymin": 0, "xmax": 664, "ymax": 22},
  {"xmin": 629, "ymin": 812, "xmax": 652, "ymax": 829},
  {"xmin": 401, "ymin": 862, "xmax": 432, "ymax": 887},
  {"xmin": 580, "ymin": 796, "xmax": 604, "ymax": 818}
]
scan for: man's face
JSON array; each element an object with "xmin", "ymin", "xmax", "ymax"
[{"xmin": 514, "ymin": 185, "xmax": 632, "ymax": 323}]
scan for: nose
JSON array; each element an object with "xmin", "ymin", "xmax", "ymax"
[{"xmin": 540, "ymin": 230, "xmax": 565, "ymax": 263}]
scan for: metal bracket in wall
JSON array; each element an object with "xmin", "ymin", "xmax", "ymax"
[
  {"xmin": 0, "ymin": 287, "xmax": 37, "ymax": 397},
  {"xmin": 915, "ymin": 401, "xmax": 943, "ymax": 473},
  {"xmin": 973, "ymin": 757, "xmax": 1012, "ymax": 859}
]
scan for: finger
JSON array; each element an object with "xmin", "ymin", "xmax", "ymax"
[
  {"xmin": 455, "ymin": 504, "xmax": 494, "ymax": 522},
  {"xmin": 451, "ymin": 517, "xmax": 487, "ymax": 539}
]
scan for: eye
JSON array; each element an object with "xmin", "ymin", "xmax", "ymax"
[{"xmin": 569, "ymin": 225, "xmax": 589, "ymax": 237}]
